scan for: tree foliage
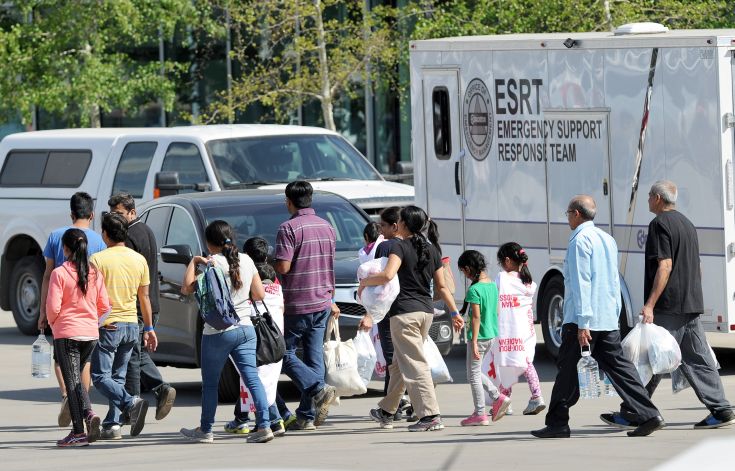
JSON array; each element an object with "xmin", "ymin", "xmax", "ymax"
[
  {"xmin": 0, "ymin": 0, "xmax": 220, "ymax": 127},
  {"xmin": 205, "ymin": 0, "xmax": 400, "ymax": 130}
]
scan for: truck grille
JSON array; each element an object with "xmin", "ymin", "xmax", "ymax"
[{"xmin": 336, "ymin": 302, "xmax": 367, "ymax": 317}]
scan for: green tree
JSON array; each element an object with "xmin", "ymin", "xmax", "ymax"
[
  {"xmin": 207, "ymin": 0, "xmax": 399, "ymax": 131},
  {"xmin": 0, "ymin": 0, "xmax": 219, "ymax": 128}
]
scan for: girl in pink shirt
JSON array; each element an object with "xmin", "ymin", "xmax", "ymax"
[{"xmin": 46, "ymin": 228, "xmax": 110, "ymax": 447}]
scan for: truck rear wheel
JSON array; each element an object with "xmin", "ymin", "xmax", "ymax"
[
  {"xmin": 9, "ymin": 256, "xmax": 44, "ymax": 335},
  {"xmin": 540, "ymin": 275, "xmax": 564, "ymax": 358}
]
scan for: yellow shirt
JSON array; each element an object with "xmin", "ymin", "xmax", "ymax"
[{"xmin": 90, "ymin": 246, "xmax": 149, "ymax": 325}]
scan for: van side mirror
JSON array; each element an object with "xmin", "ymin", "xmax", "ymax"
[
  {"xmin": 155, "ymin": 172, "xmax": 182, "ymax": 198},
  {"xmin": 160, "ymin": 244, "xmax": 193, "ymax": 265}
]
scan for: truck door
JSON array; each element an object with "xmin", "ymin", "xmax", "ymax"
[
  {"xmin": 544, "ymin": 110, "xmax": 612, "ymax": 249},
  {"xmin": 421, "ymin": 69, "xmax": 465, "ymax": 289}
]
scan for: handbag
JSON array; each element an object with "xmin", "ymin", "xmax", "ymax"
[
  {"xmin": 250, "ymin": 298, "xmax": 286, "ymax": 367},
  {"xmin": 323, "ymin": 316, "xmax": 367, "ymax": 397}
]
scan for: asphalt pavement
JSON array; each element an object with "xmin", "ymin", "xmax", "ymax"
[{"xmin": 1, "ymin": 311, "xmax": 733, "ymax": 470}]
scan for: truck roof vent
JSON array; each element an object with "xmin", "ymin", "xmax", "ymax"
[{"xmin": 614, "ymin": 22, "xmax": 669, "ymax": 35}]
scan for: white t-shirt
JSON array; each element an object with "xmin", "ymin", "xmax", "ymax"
[{"xmin": 202, "ymin": 252, "xmax": 258, "ymax": 335}]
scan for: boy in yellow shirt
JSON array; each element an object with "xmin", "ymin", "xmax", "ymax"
[{"xmin": 90, "ymin": 212, "xmax": 158, "ymax": 439}]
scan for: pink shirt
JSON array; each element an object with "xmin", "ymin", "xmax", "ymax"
[{"xmin": 46, "ymin": 262, "xmax": 111, "ymax": 339}]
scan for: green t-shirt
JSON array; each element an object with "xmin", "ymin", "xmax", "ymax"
[{"xmin": 464, "ymin": 281, "xmax": 499, "ymax": 341}]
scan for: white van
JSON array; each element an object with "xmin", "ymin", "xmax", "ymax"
[
  {"xmin": 410, "ymin": 25, "xmax": 735, "ymax": 355},
  {"xmin": 0, "ymin": 125, "xmax": 413, "ymax": 333}
]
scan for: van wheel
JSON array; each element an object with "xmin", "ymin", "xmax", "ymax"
[
  {"xmin": 540, "ymin": 275, "xmax": 564, "ymax": 358},
  {"xmin": 218, "ymin": 359, "xmax": 241, "ymax": 403},
  {"xmin": 9, "ymin": 256, "xmax": 44, "ymax": 335}
]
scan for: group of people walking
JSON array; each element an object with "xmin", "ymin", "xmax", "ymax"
[{"xmin": 40, "ymin": 178, "xmax": 733, "ymax": 447}]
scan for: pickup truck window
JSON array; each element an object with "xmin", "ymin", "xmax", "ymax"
[
  {"xmin": 0, "ymin": 149, "xmax": 92, "ymax": 187},
  {"xmin": 162, "ymin": 143, "xmax": 208, "ymax": 193},
  {"xmin": 112, "ymin": 142, "xmax": 158, "ymax": 198}
]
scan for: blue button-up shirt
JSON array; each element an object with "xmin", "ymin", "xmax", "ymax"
[{"xmin": 562, "ymin": 221, "xmax": 621, "ymax": 331}]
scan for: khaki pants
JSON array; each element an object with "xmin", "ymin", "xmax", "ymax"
[{"xmin": 378, "ymin": 311, "xmax": 440, "ymax": 418}]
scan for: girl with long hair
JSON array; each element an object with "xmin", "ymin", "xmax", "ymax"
[
  {"xmin": 359, "ymin": 205, "xmax": 464, "ymax": 432},
  {"xmin": 181, "ymin": 220, "xmax": 276, "ymax": 443},
  {"xmin": 46, "ymin": 229, "xmax": 111, "ymax": 446}
]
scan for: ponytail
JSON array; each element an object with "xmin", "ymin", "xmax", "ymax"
[
  {"xmin": 62, "ymin": 229, "xmax": 89, "ymax": 295},
  {"xmin": 425, "ymin": 218, "xmax": 441, "ymax": 255},
  {"xmin": 205, "ymin": 220, "xmax": 242, "ymax": 291},
  {"xmin": 400, "ymin": 206, "xmax": 433, "ymax": 271},
  {"xmin": 457, "ymin": 250, "xmax": 486, "ymax": 314},
  {"xmin": 497, "ymin": 242, "xmax": 533, "ymax": 285}
]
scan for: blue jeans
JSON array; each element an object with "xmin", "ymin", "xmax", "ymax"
[
  {"xmin": 91, "ymin": 322, "xmax": 138, "ymax": 426},
  {"xmin": 200, "ymin": 325, "xmax": 270, "ymax": 432},
  {"xmin": 282, "ymin": 309, "xmax": 329, "ymax": 421}
]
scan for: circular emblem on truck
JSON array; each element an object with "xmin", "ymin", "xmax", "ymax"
[{"xmin": 463, "ymin": 78, "xmax": 494, "ymax": 161}]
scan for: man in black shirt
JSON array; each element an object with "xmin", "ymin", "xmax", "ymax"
[
  {"xmin": 605, "ymin": 181, "xmax": 733, "ymax": 430},
  {"xmin": 109, "ymin": 193, "xmax": 176, "ymax": 422}
]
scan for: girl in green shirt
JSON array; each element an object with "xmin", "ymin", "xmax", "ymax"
[{"xmin": 458, "ymin": 250, "xmax": 511, "ymax": 426}]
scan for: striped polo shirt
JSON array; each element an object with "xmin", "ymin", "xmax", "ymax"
[{"xmin": 275, "ymin": 207, "xmax": 336, "ymax": 315}]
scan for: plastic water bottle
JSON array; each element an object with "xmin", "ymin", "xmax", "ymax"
[
  {"xmin": 577, "ymin": 348, "xmax": 601, "ymax": 399},
  {"xmin": 600, "ymin": 371, "xmax": 618, "ymax": 397},
  {"xmin": 32, "ymin": 333, "xmax": 52, "ymax": 378}
]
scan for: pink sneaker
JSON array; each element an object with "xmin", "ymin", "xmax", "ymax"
[
  {"xmin": 491, "ymin": 394, "xmax": 511, "ymax": 422},
  {"xmin": 461, "ymin": 412, "xmax": 490, "ymax": 426}
]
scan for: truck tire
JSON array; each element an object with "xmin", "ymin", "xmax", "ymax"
[
  {"xmin": 9, "ymin": 256, "xmax": 44, "ymax": 335},
  {"xmin": 218, "ymin": 359, "xmax": 241, "ymax": 403},
  {"xmin": 540, "ymin": 275, "xmax": 565, "ymax": 358}
]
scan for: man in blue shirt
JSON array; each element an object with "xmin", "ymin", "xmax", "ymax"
[
  {"xmin": 532, "ymin": 195, "xmax": 664, "ymax": 438},
  {"xmin": 38, "ymin": 192, "xmax": 107, "ymax": 429}
]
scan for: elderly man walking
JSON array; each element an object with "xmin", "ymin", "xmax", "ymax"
[
  {"xmin": 274, "ymin": 181, "xmax": 338, "ymax": 431},
  {"xmin": 605, "ymin": 181, "xmax": 735, "ymax": 430},
  {"xmin": 532, "ymin": 195, "xmax": 664, "ymax": 438}
]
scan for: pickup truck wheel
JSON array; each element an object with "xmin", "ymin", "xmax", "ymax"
[
  {"xmin": 10, "ymin": 256, "xmax": 44, "ymax": 335},
  {"xmin": 218, "ymin": 359, "xmax": 241, "ymax": 403},
  {"xmin": 540, "ymin": 275, "xmax": 564, "ymax": 358}
]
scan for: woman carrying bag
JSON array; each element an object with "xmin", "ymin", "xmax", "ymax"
[
  {"xmin": 358, "ymin": 206, "xmax": 464, "ymax": 432},
  {"xmin": 180, "ymin": 220, "xmax": 276, "ymax": 444}
]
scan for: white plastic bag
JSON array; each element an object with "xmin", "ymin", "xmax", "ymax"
[
  {"xmin": 621, "ymin": 323, "xmax": 653, "ymax": 385},
  {"xmin": 323, "ymin": 317, "xmax": 367, "ymax": 397},
  {"xmin": 356, "ymin": 257, "xmax": 399, "ymax": 323},
  {"xmin": 646, "ymin": 324, "xmax": 681, "ymax": 374},
  {"xmin": 424, "ymin": 337, "xmax": 452, "ymax": 384},
  {"xmin": 354, "ymin": 330, "xmax": 377, "ymax": 387},
  {"xmin": 371, "ymin": 324, "xmax": 387, "ymax": 378}
]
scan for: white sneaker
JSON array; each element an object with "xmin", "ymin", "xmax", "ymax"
[
  {"xmin": 523, "ymin": 397, "xmax": 546, "ymax": 416},
  {"xmin": 180, "ymin": 426, "xmax": 214, "ymax": 443}
]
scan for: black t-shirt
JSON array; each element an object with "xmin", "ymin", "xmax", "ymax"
[
  {"xmin": 126, "ymin": 218, "xmax": 160, "ymax": 314},
  {"xmin": 387, "ymin": 238, "xmax": 442, "ymax": 316},
  {"xmin": 644, "ymin": 210, "xmax": 703, "ymax": 315},
  {"xmin": 375, "ymin": 238, "xmax": 397, "ymax": 259}
]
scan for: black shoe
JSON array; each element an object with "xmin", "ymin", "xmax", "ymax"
[
  {"xmin": 127, "ymin": 397, "xmax": 149, "ymax": 437},
  {"xmin": 627, "ymin": 415, "xmax": 665, "ymax": 437},
  {"xmin": 530, "ymin": 425, "xmax": 570, "ymax": 438},
  {"xmin": 155, "ymin": 386, "xmax": 176, "ymax": 421}
]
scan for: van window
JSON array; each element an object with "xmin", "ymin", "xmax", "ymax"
[
  {"xmin": 0, "ymin": 150, "xmax": 92, "ymax": 187},
  {"xmin": 162, "ymin": 143, "xmax": 208, "ymax": 193},
  {"xmin": 432, "ymin": 87, "xmax": 451, "ymax": 159},
  {"xmin": 112, "ymin": 142, "xmax": 158, "ymax": 198}
]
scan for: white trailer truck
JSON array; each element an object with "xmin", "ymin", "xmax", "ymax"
[{"xmin": 410, "ymin": 24, "xmax": 735, "ymax": 356}]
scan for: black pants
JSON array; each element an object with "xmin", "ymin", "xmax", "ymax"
[
  {"xmin": 545, "ymin": 323, "xmax": 660, "ymax": 427},
  {"xmin": 378, "ymin": 316, "xmax": 393, "ymax": 395},
  {"xmin": 124, "ymin": 314, "xmax": 167, "ymax": 398},
  {"xmin": 54, "ymin": 338, "xmax": 97, "ymax": 434},
  {"xmin": 623, "ymin": 313, "xmax": 731, "ymax": 420}
]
